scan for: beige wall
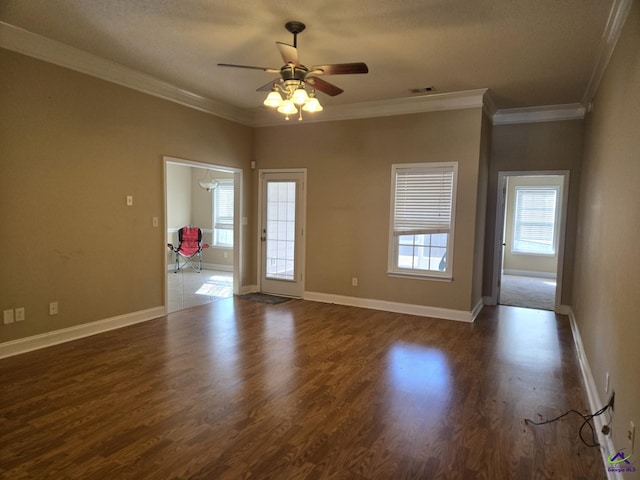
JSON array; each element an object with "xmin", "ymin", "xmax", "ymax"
[
  {"xmin": 484, "ymin": 120, "xmax": 584, "ymax": 304},
  {"xmin": 166, "ymin": 163, "xmax": 192, "ymax": 230},
  {"xmin": 0, "ymin": 49, "xmax": 252, "ymax": 342},
  {"xmin": 572, "ymin": 0, "xmax": 640, "ymax": 463},
  {"xmin": 254, "ymin": 108, "xmax": 484, "ymax": 312},
  {"xmin": 503, "ymin": 175, "xmax": 563, "ymax": 276},
  {"xmin": 472, "ymin": 112, "xmax": 491, "ymax": 306}
]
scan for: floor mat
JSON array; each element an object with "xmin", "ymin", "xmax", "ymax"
[{"xmin": 239, "ymin": 293, "xmax": 291, "ymax": 304}]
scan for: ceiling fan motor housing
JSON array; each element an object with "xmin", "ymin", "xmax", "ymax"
[{"xmin": 281, "ymin": 65, "xmax": 308, "ymax": 82}]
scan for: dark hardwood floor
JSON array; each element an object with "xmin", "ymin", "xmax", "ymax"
[{"xmin": 0, "ymin": 299, "xmax": 606, "ymax": 479}]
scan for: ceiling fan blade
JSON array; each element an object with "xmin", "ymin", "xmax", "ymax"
[
  {"xmin": 310, "ymin": 62, "xmax": 369, "ymax": 75},
  {"xmin": 306, "ymin": 77, "xmax": 344, "ymax": 96},
  {"xmin": 276, "ymin": 42, "xmax": 299, "ymax": 66},
  {"xmin": 256, "ymin": 78, "xmax": 283, "ymax": 92},
  {"xmin": 218, "ymin": 63, "xmax": 280, "ymax": 74}
]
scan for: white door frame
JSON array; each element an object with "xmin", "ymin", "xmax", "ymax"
[
  {"xmin": 489, "ymin": 170, "xmax": 570, "ymax": 312},
  {"xmin": 257, "ymin": 168, "xmax": 307, "ymax": 297},
  {"xmin": 163, "ymin": 156, "xmax": 243, "ymax": 313}
]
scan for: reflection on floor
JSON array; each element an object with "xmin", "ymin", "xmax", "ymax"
[
  {"xmin": 167, "ymin": 268, "xmax": 233, "ymax": 313},
  {"xmin": 500, "ymin": 274, "xmax": 556, "ymax": 311}
]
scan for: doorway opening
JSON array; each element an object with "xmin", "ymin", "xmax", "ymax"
[
  {"xmin": 493, "ymin": 172, "xmax": 569, "ymax": 311},
  {"xmin": 164, "ymin": 157, "xmax": 242, "ymax": 313}
]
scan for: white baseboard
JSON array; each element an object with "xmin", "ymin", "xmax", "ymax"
[
  {"xmin": 555, "ymin": 304, "xmax": 572, "ymax": 315},
  {"xmin": 202, "ymin": 263, "xmax": 233, "ymax": 272},
  {"xmin": 503, "ymin": 269, "xmax": 557, "ymax": 279},
  {"xmin": 303, "ymin": 291, "xmax": 482, "ymax": 323},
  {"xmin": 567, "ymin": 307, "xmax": 621, "ymax": 480},
  {"xmin": 471, "ymin": 297, "xmax": 484, "ymax": 321},
  {"xmin": 483, "ymin": 295, "xmax": 497, "ymax": 306},
  {"xmin": 0, "ymin": 306, "xmax": 165, "ymax": 359},
  {"xmin": 240, "ymin": 284, "xmax": 259, "ymax": 295}
]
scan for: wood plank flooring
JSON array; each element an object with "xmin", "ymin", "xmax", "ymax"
[{"xmin": 0, "ymin": 299, "xmax": 606, "ymax": 479}]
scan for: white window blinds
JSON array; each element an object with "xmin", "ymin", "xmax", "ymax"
[
  {"xmin": 513, "ymin": 187, "xmax": 558, "ymax": 254},
  {"xmin": 213, "ymin": 179, "xmax": 233, "ymax": 246},
  {"xmin": 393, "ymin": 165, "xmax": 456, "ymax": 236},
  {"xmin": 214, "ymin": 180, "xmax": 234, "ymax": 233}
]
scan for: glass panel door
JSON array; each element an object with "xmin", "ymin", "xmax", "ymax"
[
  {"xmin": 265, "ymin": 181, "xmax": 296, "ymax": 281},
  {"xmin": 260, "ymin": 171, "xmax": 305, "ymax": 297}
]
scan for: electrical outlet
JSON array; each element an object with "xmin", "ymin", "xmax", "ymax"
[
  {"xmin": 352, "ymin": 277, "xmax": 358, "ymax": 287},
  {"xmin": 126, "ymin": 195, "xmax": 133, "ymax": 206},
  {"xmin": 49, "ymin": 301, "xmax": 59, "ymax": 315},
  {"xmin": 15, "ymin": 307, "xmax": 25, "ymax": 322},
  {"xmin": 629, "ymin": 421, "xmax": 636, "ymax": 452},
  {"xmin": 3, "ymin": 309, "xmax": 14, "ymax": 325}
]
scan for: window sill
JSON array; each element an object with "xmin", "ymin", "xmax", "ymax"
[
  {"xmin": 387, "ymin": 271, "xmax": 453, "ymax": 282},
  {"xmin": 510, "ymin": 250, "xmax": 556, "ymax": 257}
]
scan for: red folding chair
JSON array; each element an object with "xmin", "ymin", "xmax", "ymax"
[{"xmin": 167, "ymin": 225, "xmax": 209, "ymax": 273}]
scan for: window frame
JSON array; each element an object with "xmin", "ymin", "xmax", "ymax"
[
  {"xmin": 388, "ymin": 162, "xmax": 458, "ymax": 280},
  {"xmin": 212, "ymin": 178, "xmax": 234, "ymax": 248},
  {"xmin": 511, "ymin": 185, "xmax": 559, "ymax": 256}
]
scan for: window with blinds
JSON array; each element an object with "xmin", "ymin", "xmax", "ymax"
[
  {"xmin": 389, "ymin": 162, "xmax": 458, "ymax": 279},
  {"xmin": 213, "ymin": 179, "xmax": 234, "ymax": 247},
  {"xmin": 512, "ymin": 186, "xmax": 558, "ymax": 255}
]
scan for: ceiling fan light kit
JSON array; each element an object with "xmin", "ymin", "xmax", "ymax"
[
  {"xmin": 218, "ymin": 21, "xmax": 368, "ymax": 122},
  {"xmin": 264, "ymin": 81, "xmax": 322, "ymax": 121}
]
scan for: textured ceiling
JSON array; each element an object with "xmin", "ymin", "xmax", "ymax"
[{"xmin": 0, "ymin": 0, "xmax": 614, "ymax": 113}]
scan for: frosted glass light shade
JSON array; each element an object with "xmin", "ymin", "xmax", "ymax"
[
  {"xmin": 198, "ymin": 180, "xmax": 219, "ymax": 192},
  {"xmin": 277, "ymin": 100, "xmax": 298, "ymax": 115},
  {"xmin": 302, "ymin": 96, "xmax": 323, "ymax": 112},
  {"xmin": 264, "ymin": 91, "xmax": 283, "ymax": 107},
  {"xmin": 291, "ymin": 87, "xmax": 309, "ymax": 105}
]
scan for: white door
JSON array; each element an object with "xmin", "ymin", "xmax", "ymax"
[{"xmin": 259, "ymin": 170, "xmax": 306, "ymax": 297}]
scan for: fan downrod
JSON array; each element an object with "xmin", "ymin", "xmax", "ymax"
[{"xmin": 285, "ymin": 21, "xmax": 305, "ymax": 47}]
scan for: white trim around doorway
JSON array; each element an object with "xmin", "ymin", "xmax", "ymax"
[
  {"xmin": 163, "ymin": 156, "xmax": 243, "ymax": 313},
  {"xmin": 488, "ymin": 170, "xmax": 570, "ymax": 312}
]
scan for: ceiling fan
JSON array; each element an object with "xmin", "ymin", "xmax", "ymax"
[{"xmin": 218, "ymin": 21, "xmax": 369, "ymax": 120}]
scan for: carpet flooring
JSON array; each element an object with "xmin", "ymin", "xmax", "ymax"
[{"xmin": 499, "ymin": 274, "xmax": 556, "ymax": 311}]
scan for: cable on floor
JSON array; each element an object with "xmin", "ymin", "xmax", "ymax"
[{"xmin": 524, "ymin": 401, "xmax": 613, "ymax": 448}]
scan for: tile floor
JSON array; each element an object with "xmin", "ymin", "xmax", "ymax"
[{"xmin": 167, "ymin": 268, "xmax": 233, "ymax": 313}]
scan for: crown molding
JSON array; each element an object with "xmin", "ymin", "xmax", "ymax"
[
  {"xmin": 0, "ymin": 21, "xmax": 488, "ymax": 128},
  {"xmin": 581, "ymin": 0, "xmax": 633, "ymax": 106},
  {"xmin": 252, "ymin": 89, "xmax": 488, "ymax": 127},
  {"xmin": 482, "ymin": 90, "xmax": 498, "ymax": 118},
  {"xmin": 492, "ymin": 103, "xmax": 586, "ymax": 125},
  {"xmin": 0, "ymin": 22, "xmax": 254, "ymax": 126},
  {"xmin": 2, "ymin": 12, "xmax": 614, "ymax": 130}
]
